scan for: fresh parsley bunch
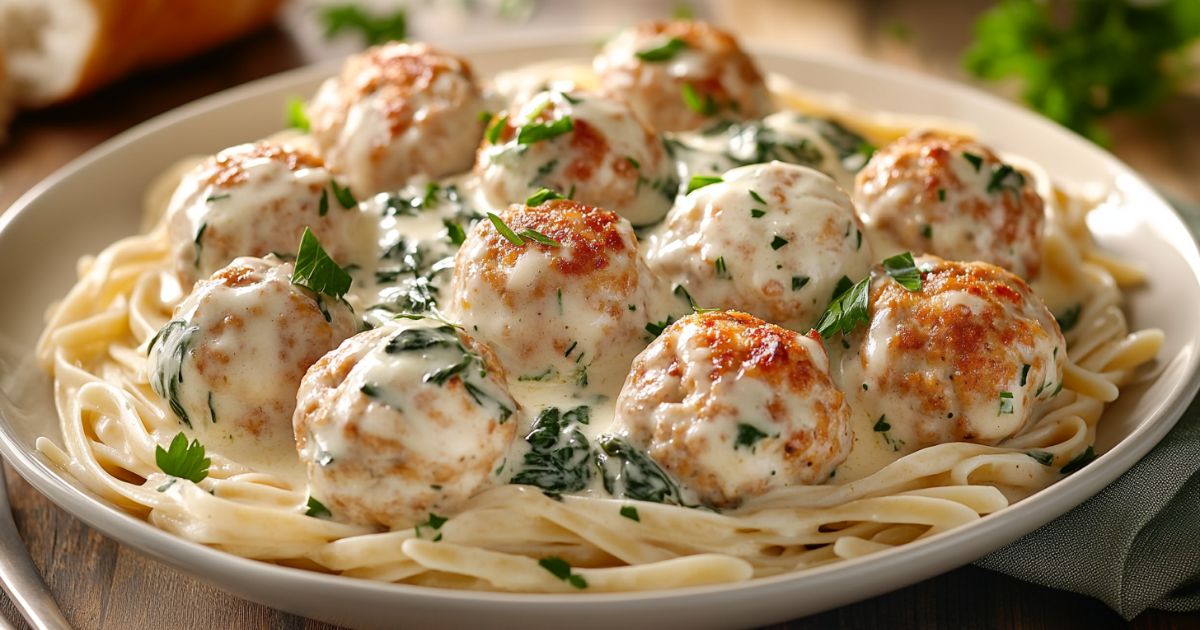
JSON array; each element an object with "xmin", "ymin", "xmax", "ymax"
[{"xmin": 963, "ymin": 0, "xmax": 1200, "ymax": 145}]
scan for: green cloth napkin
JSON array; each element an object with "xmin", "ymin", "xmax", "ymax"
[{"xmin": 976, "ymin": 194, "xmax": 1200, "ymax": 619}]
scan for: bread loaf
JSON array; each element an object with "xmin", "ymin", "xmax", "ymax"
[{"xmin": 0, "ymin": 0, "xmax": 285, "ymax": 107}]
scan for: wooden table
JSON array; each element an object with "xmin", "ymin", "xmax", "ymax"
[{"xmin": 0, "ymin": 2, "xmax": 1197, "ymax": 628}]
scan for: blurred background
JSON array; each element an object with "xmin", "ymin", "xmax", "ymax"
[{"xmin": 0, "ymin": 0, "xmax": 1196, "ymax": 214}]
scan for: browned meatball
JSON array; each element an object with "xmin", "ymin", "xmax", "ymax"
[
  {"xmin": 294, "ymin": 319, "xmax": 518, "ymax": 529},
  {"xmin": 448, "ymin": 199, "xmax": 655, "ymax": 389},
  {"xmin": 612, "ymin": 311, "xmax": 852, "ymax": 508},
  {"xmin": 594, "ymin": 20, "xmax": 773, "ymax": 132},
  {"xmin": 308, "ymin": 43, "xmax": 487, "ymax": 194},
  {"xmin": 854, "ymin": 131, "xmax": 1046, "ymax": 278},
  {"xmin": 838, "ymin": 255, "xmax": 1066, "ymax": 451}
]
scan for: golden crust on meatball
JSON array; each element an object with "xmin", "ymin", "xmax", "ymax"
[
  {"xmin": 614, "ymin": 310, "xmax": 852, "ymax": 507},
  {"xmin": 854, "ymin": 131, "xmax": 1045, "ymax": 278}
]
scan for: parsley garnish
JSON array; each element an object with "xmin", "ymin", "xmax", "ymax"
[
  {"xmin": 415, "ymin": 513, "xmax": 448, "ymax": 541},
  {"xmin": 749, "ymin": 189, "xmax": 767, "ymax": 205},
  {"xmin": 998, "ymin": 391, "xmax": 1015, "ymax": 415},
  {"xmin": 635, "ymin": 37, "xmax": 688, "ymax": 61},
  {"xmin": 873, "ymin": 416, "xmax": 891, "ymax": 432},
  {"xmin": 485, "ymin": 212, "xmax": 561, "ymax": 247},
  {"xmin": 519, "ymin": 229, "xmax": 562, "ymax": 247},
  {"xmin": 517, "ymin": 116, "xmax": 574, "ymax": 145},
  {"xmin": 645, "ymin": 316, "xmax": 677, "ymax": 337},
  {"xmin": 770, "ymin": 235, "xmax": 789, "ymax": 250},
  {"xmin": 921, "ymin": 224, "xmax": 933, "ymax": 238},
  {"xmin": 527, "ymin": 188, "xmax": 564, "ymax": 206},
  {"xmin": 815, "ymin": 276, "xmax": 870, "ymax": 338},
  {"xmin": 192, "ymin": 223, "xmax": 207, "ymax": 268},
  {"xmin": 1060, "ymin": 446, "xmax": 1096, "ymax": 475},
  {"xmin": 318, "ymin": 4, "xmax": 407, "ymax": 45},
  {"xmin": 443, "ymin": 219, "xmax": 466, "ymax": 246},
  {"xmin": 962, "ymin": 151, "xmax": 984, "ymax": 172},
  {"xmin": 882, "ymin": 252, "xmax": 922, "ymax": 291},
  {"xmin": 330, "ymin": 179, "xmax": 357, "ymax": 209},
  {"xmin": 792, "ymin": 276, "xmax": 810, "ymax": 291},
  {"xmin": 291, "ymin": 228, "xmax": 352, "ymax": 300},
  {"xmin": 1027, "ymin": 451, "xmax": 1054, "ymax": 466},
  {"xmin": 937, "ymin": 188, "xmax": 946, "ymax": 202},
  {"xmin": 1055, "ymin": 303, "xmax": 1083, "ymax": 332},
  {"xmin": 285, "ymin": 97, "xmax": 310, "ymax": 132},
  {"xmin": 155, "ymin": 432, "xmax": 209, "ymax": 483},
  {"xmin": 539, "ymin": 557, "xmax": 587, "ymax": 589},
  {"xmin": 485, "ymin": 113, "xmax": 508, "ymax": 144},
  {"xmin": 1020, "ymin": 364, "xmax": 1031, "ymax": 387},
  {"xmin": 714, "ymin": 256, "xmax": 730, "ymax": 279},
  {"xmin": 205, "ymin": 194, "xmax": 230, "ymax": 203},
  {"xmin": 734, "ymin": 423, "xmax": 769, "ymax": 450},
  {"xmin": 680, "ymin": 82, "xmax": 717, "ymax": 116},
  {"xmin": 986, "ymin": 163, "xmax": 1026, "ymax": 195},
  {"xmin": 687, "ymin": 174, "xmax": 723, "ymax": 194},
  {"xmin": 318, "ymin": 188, "xmax": 329, "ymax": 216},
  {"xmin": 750, "ymin": 209, "xmax": 766, "ymax": 218},
  {"xmin": 619, "ymin": 505, "xmax": 640, "ymax": 522},
  {"xmin": 305, "ymin": 497, "xmax": 332, "ymax": 518}
]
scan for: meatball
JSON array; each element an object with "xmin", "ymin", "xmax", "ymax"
[
  {"xmin": 612, "ymin": 311, "xmax": 852, "ymax": 508},
  {"xmin": 308, "ymin": 43, "xmax": 486, "ymax": 194},
  {"xmin": 164, "ymin": 141, "xmax": 374, "ymax": 289},
  {"xmin": 594, "ymin": 20, "xmax": 773, "ymax": 132},
  {"xmin": 838, "ymin": 255, "xmax": 1066, "ymax": 450},
  {"xmin": 447, "ymin": 199, "xmax": 654, "ymax": 388},
  {"xmin": 474, "ymin": 89, "xmax": 678, "ymax": 226},
  {"xmin": 644, "ymin": 162, "xmax": 873, "ymax": 331},
  {"xmin": 147, "ymin": 256, "xmax": 358, "ymax": 450},
  {"xmin": 854, "ymin": 131, "xmax": 1045, "ymax": 279},
  {"xmin": 293, "ymin": 319, "xmax": 519, "ymax": 529}
]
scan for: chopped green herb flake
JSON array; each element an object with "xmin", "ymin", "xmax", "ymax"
[
  {"xmin": 1020, "ymin": 364, "xmax": 1031, "ymax": 387},
  {"xmin": 714, "ymin": 256, "xmax": 730, "ymax": 279},
  {"xmin": 687, "ymin": 174, "xmax": 723, "ymax": 194},
  {"xmin": 205, "ymin": 193, "xmax": 230, "ymax": 203},
  {"xmin": 792, "ymin": 276, "xmax": 810, "ymax": 291},
  {"xmin": 750, "ymin": 209, "xmax": 766, "ymax": 218},
  {"xmin": 415, "ymin": 512, "xmax": 448, "ymax": 539},
  {"xmin": 539, "ymin": 556, "xmax": 587, "ymax": 589},
  {"xmin": 681, "ymin": 82, "xmax": 717, "ymax": 116},
  {"xmin": 305, "ymin": 497, "xmax": 332, "ymax": 518},
  {"xmin": 619, "ymin": 505, "xmax": 640, "ymax": 522},
  {"xmin": 1056, "ymin": 303, "xmax": 1083, "ymax": 332},
  {"xmin": 155, "ymin": 432, "xmax": 209, "ymax": 483},
  {"xmin": 285, "ymin": 97, "xmax": 310, "ymax": 132},
  {"xmin": 635, "ymin": 36, "xmax": 688, "ymax": 62},
  {"xmin": 517, "ymin": 116, "xmax": 574, "ymax": 145},
  {"xmin": 485, "ymin": 113, "xmax": 508, "ymax": 144},
  {"xmin": 486, "ymin": 212, "xmax": 525, "ymax": 245},
  {"xmin": 1060, "ymin": 446, "xmax": 1096, "ymax": 475},
  {"xmin": 998, "ymin": 390, "xmax": 1015, "ymax": 415},
  {"xmin": 882, "ymin": 252, "xmax": 922, "ymax": 291},
  {"xmin": 937, "ymin": 188, "xmax": 946, "ymax": 202},
  {"xmin": 986, "ymin": 163, "xmax": 1026, "ymax": 195},
  {"xmin": 962, "ymin": 151, "xmax": 984, "ymax": 171},
  {"xmin": 518, "ymin": 228, "xmax": 562, "ymax": 247},
  {"xmin": 770, "ymin": 235, "xmax": 789, "ymax": 250},
  {"xmin": 734, "ymin": 423, "xmax": 769, "ymax": 450},
  {"xmin": 873, "ymin": 415, "xmax": 891, "ymax": 432},
  {"xmin": 443, "ymin": 219, "xmax": 466, "ymax": 246},
  {"xmin": 921, "ymin": 223, "xmax": 933, "ymax": 238},
  {"xmin": 318, "ymin": 188, "xmax": 329, "ymax": 216},
  {"xmin": 1027, "ymin": 451, "xmax": 1054, "ymax": 466},
  {"xmin": 330, "ymin": 179, "xmax": 357, "ymax": 209},
  {"xmin": 749, "ymin": 189, "xmax": 767, "ymax": 205},
  {"xmin": 816, "ymin": 276, "xmax": 870, "ymax": 338},
  {"xmin": 291, "ymin": 228, "xmax": 352, "ymax": 300}
]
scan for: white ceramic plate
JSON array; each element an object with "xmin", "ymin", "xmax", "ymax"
[{"xmin": 2, "ymin": 40, "xmax": 1199, "ymax": 630}]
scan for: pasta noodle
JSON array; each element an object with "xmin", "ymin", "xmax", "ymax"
[{"xmin": 33, "ymin": 56, "xmax": 1162, "ymax": 594}]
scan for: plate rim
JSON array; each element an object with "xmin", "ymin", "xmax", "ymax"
[{"xmin": 3, "ymin": 35, "xmax": 1199, "ymax": 618}]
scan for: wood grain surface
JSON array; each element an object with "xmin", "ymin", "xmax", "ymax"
[{"xmin": 0, "ymin": 2, "xmax": 1196, "ymax": 628}]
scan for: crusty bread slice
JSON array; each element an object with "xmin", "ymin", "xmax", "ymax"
[{"xmin": 0, "ymin": 0, "xmax": 285, "ymax": 107}]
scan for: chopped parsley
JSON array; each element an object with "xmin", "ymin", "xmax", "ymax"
[
  {"xmin": 937, "ymin": 188, "xmax": 946, "ymax": 202},
  {"xmin": 921, "ymin": 224, "xmax": 933, "ymax": 239},
  {"xmin": 714, "ymin": 256, "xmax": 730, "ymax": 279},
  {"xmin": 205, "ymin": 194, "xmax": 230, "ymax": 203},
  {"xmin": 734, "ymin": 423, "xmax": 769, "ymax": 451},
  {"xmin": 635, "ymin": 37, "xmax": 688, "ymax": 61},
  {"xmin": 815, "ymin": 276, "xmax": 870, "ymax": 338},
  {"xmin": 285, "ymin": 97, "xmax": 310, "ymax": 132},
  {"xmin": 962, "ymin": 151, "xmax": 984, "ymax": 172},
  {"xmin": 749, "ymin": 189, "xmax": 767, "ymax": 205},
  {"xmin": 192, "ymin": 223, "xmax": 207, "ymax": 268},
  {"xmin": 415, "ymin": 513, "xmax": 448, "ymax": 541},
  {"xmin": 291, "ymin": 228, "xmax": 352, "ymax": 300},
  {"xmin": 486, "ymin": 212, "xmax": 560, "ymax": 247},
  {"xmin": 318, "ymin": 188, "xmax": 329, "ymax": 216},
  {"xmin": 443, "ymin": 219, "xmax": 467, "ymax": 246},
  {"xmin": 539, "ymin": 556, "xmax": 587, "ymax": 589},
  {"xmin": 1026, "ymin": 451, "xmax": 1054, "ymax": 466},
  {"xmin": 526, "ymin": 188, "xmax": 564, "ymax": 206},
  {"xmin": 770, "ymin": 234, "xmax": 790, "ymax": 250},
  {"xmin": 687, "ymin": 174, "xmax": 723, "ymax": 194},
  {"xmin": 485, "ymin": 113, "xmax": 508, "ymax": 144},
  {"xmin": 681, "ymin": 82, "xmax": 718, "ymax": 116},
  {"xmin": 1020, "ymin": 364, "xmax": 1031, "ymax": 387},
  {"xmin": 882, "ymin": 252, "xmax": 922, "ymax": 291},
  {"xmin": 305, "ymin": 497, "xmax": 332, "ymax": 518},
  {"xmin": 792, "ymin": 276, "xmax": 810, "ymax": 291},
  {"xmin": 517, "ymin": 116, "xmax": 574, "ymax": 145},
  {"xmin": 986, "ymin": 163, "xmax": 1027, "ymax": 195},
  {"xmin": 750, "ymin": 209, "xmax": 766, "ymax": 218},
  {"xmin": 329, "ymin": 179, "xmax": 357, "ymax": 209},
  {"xmin": 518, "ymin": 228, "xmax": 562, "ymax": 247},
  {"xmin": 873, "ymin": 416, "xmax": 891, "ymax": 432},
  {"xmin": 1060, "ymin": 446, "xmax": 1096, "ymax": 475},
  {"xmin": 619, "ymin": 505, "xmax": 640, "ymax": 522},
  {"xmin": 155, "ymin": 432, "xmax": 209, "ymax": 483},
  {"xmin": 998, "ymin": 391, "xmax": 1015, "ymax": 415},
  {"xmin": 645, "ymin": 316, "xmax": 677, "ymax": 338},
  {"xmin": 872, "ymin": 415, "xmax": 903, "ymax": 451},
  {"xmin": 1055, "ymin": 303, "xmax": 1083, "ymax": 332}
]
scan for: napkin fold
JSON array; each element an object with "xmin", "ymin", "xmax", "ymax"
[{"xmin": 977, "ymin": 194, "xmax": 1200, "ymax": 619}]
